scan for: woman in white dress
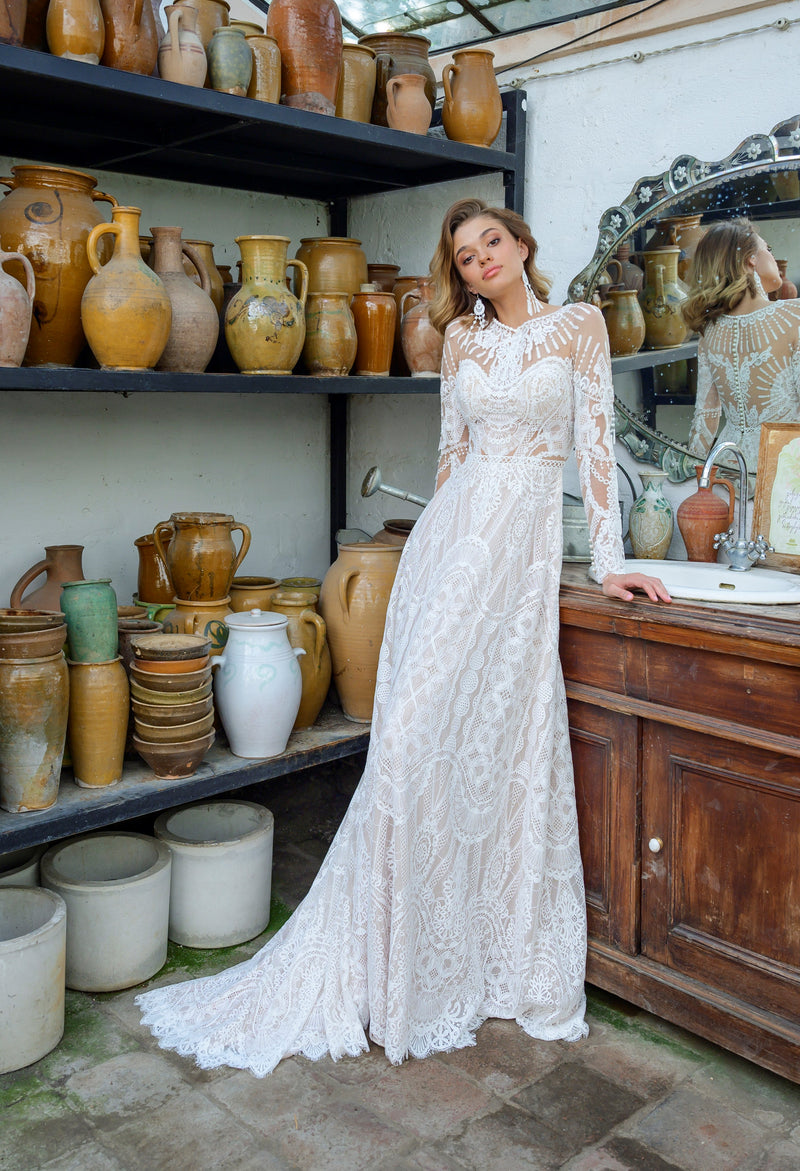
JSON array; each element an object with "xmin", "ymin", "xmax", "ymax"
[
  {"xmin": 684, "ymin": 218, "xmax": 800, "ymax": 471},
  {"xmin": 137, "ymin": 199, "xmax": 669, "ymax": 1077}
]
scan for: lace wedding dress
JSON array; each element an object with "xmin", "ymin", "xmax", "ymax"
[
  {"xmin": 688, "ymin": 300, "xmax": 800, "ymax": 470},
  {"xmin": 137, "ymin": 302, "xmax": 625, "ymax": 1077}
]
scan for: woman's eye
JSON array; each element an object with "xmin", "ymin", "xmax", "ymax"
[{"xmin": 488, "ymin": 237, "xmax": 501, "ymax": 247}]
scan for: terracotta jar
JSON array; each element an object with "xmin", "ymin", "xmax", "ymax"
[
  {"xmin": 153, "ymin": 511, "xmax": 251, "ymax": 602},
  {"xmin": 230, "ymin": 18, "xmax": 262, "ymax": 36},
  {"xmin": 246, "ymin": 32, "xmax": 281, "ymax": 103},
  {"xmin": 629, "ymin": 471, "xmax": 673, "ymax": 560},
  {"xmin": 10, "ymin": 545, "xmax": 85, "ymax": 612},
  {"xmin": 335, "ymin": 43, "xmax": 376, "ymax": 123},
  {"xmin": 303, "ymin": 291, "xmax": 357, "ymax": 376},
  {"xmin": 150, "ymin": 227, "xmax": 219, "ymax": 373},
  {"xmin": 0, "ymin": 652, "xmax": 69, "ymax": 813},
  {"xmin": 270, "ymin": 588, "xmax": 331, "ymax": 730},
  {"xmin": 229, "ymin": 576, "xmax": 279, "ymax": 612},
  {"xmin": 319, "ymin": 542, "xmax": 402, "ymax": 722},
  {"xmin": 172, "ymin": 0, "xmax": 228, "ymax": 50},
  {"xmin": 638, "ymin": 248, "xmax": 689, "ymax": 350},
  {"xmin": 367, "ymin": 263, "xmax": 400, "ymax": 293},
  {"xmin": 391, "ymin": 275, "xmax": 423, "ymax": 375},
  {"xmin": 46, "ymin": 0, "xmax": 105, "ymax": 63},
  {"xmin": 775, "ymin": 260, "xmax": 798, "ymax": 301},
  {"xmin": 613, "ymin": 242, "xmax": 643, "ymax": 294},
  {"xmin": 226, "ymin": 235, "xmax": 308, "ymax": 375},
  {"xmin": 0, "ymin": 0, "xmax": 27, "ymax": 45},
  {"xmin": 373, "ymin": 518, "xmax": 414, "ymax": 546},
  {"xmin": 351, "ymin": 284, "xmax": 396, "ymax": 376},
  {"xmin": 0, "ymin": 248, "xmax": 34, "ymax": 368},
  {"xmin": 163, "ymin": 596, "xmax": 232, "ymax": 654},
  {"xmin": 60, "ymin": 579, "xmax": 118, "ymax": 663},
  {"xmin": 82, "ymin": 206, "xmax": 172, "ymax": 370},
  {"xmin": 386, "ymin": 73, "xmax": 431, "ymax": 136},
  {"xmin": 295, "ymin": 237, "xmax": 368, "ymax": 298},
  {"xmin": 158, "ymin": 3, "xmax": 207, "ymax": 86},
  {"xmin": 647, "ymin": 215, "xmax": 705, "ymax": 283},
  {"xmin": 400, "ymin": 276, "xmax": 443, "ymax": 376},
  {"xmin": 67, "ymin": 658, "xmax": 129, "ymax": 788},
  {"xmin": 0, "ymin": 165, "xmax": 117, "ymax": 367},
  {"xmin": 358, "ymin": 32, "xmax": 435, "ymax": 128},
  {"xmin": 100, "ymin": 0, "xmax": 159, "ymax": 74},
  {"xmin": 600, "ymin": 287, "xmax": 646, "ymax": 357},
  {"xmin": 182, "ymin": 240, "xmax": 224, "ymax": 313},
  {"xmin": 134, "ymin": 534, "xmax": 174, "ymax": 604},
  {"xmin": 117, "ymin": 618, "xmax": 162, "ymax": 673},
  {"xmin": 676, "ymin": 466, "xmax": 735, "ymax": 562},
  {"xmin": 207, "ymin": 25, "xmax": 252, "ymax": 96},
  {"xmin": 441, "ymin": 48, "xmax": 502, "ymax": 148},
  {"xmin": 214, "ymin": 611, "xmax": 303, "ymax": 756},
  {"xmin": 266, "ymin": 0, "xmax": 342, "ymax": 116}
]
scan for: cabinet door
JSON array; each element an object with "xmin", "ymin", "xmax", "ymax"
[
  {"xmin": 641, "ymin": 723, "xmax": 800, "ymax": 1020},
  {"xmin": 568, "ymin": 699, "xmax": 639, "ymax": 954}
]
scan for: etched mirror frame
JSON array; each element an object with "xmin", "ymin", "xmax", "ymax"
[{"xmin": 567, "ymin": 115, "xmax": 800, "ymax": 479}]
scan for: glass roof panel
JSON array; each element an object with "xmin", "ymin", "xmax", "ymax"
[{"xmin": 338, "ymin": 0, "xmax": 633, "ymax": 52}]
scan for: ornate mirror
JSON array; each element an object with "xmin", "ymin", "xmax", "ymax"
[{"xmin": 567, "ymin": 115, "xmax": 800, "ymax": 480}]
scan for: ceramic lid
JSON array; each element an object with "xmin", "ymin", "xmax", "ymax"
[{"xmin": 224, "ymin": 609, "xmax": 288, "ymax": 630}]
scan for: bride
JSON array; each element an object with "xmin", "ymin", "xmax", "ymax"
[{"xmin": 137, "ymin": 198, "xmax": 669, "ymax": 1076}]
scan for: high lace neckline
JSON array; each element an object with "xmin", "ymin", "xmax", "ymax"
[
  {"xmin": 720, "ymin": 300, "xmax": 781, "ymax": 323},
  {"xmin": 489, "ymin": 303, "xmax": 573, "ymax": 334}
]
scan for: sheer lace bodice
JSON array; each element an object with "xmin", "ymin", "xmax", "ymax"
[
  {"xmin": 688, "ymin": 300, "xmax": 800, "ymax": 470},
  {"xmin": 137, "ymin": 299, "xmax": 625, "ymax": 1078}
]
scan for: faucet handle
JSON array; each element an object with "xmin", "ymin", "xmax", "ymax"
[
  {"xmin": 749, "ymin": 534, "xmax": 774, "ymax": 562},
  {"xmin": 713, "ymin": 527, "xmax": 734, "ymax": 550}
]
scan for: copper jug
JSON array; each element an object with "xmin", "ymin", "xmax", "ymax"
[
  {"xmin": 676, "ymin": 466, "xmax": 735, "ymax": 562},
  {"xmin": 100, "ymin": 0, "xmax": 159, "ymax": 74},
  {"xmin": 10, "ymin": 545, "xmax": 85, "ymax": 611},
  {"xmin": 441, "ymin": 48, "xmax": 502, "ymax": 147}
]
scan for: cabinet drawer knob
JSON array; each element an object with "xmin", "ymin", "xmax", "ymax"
[{"xmin": 648, "ymin": 837, "xmax": 664, "ymax": 854}]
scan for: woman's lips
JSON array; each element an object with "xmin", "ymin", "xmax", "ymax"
[{"xmin": 482, "ymin": 265, "xmax": 501, "ymax": 280}]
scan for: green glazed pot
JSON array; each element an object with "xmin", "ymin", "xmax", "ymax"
[
  {"xmin": 207, "ymin": 27, "xmax": 252, "ymax": 97},
  {"xmin": 60, "ymin": 580, "xmax": 118, "ymax": 663}
]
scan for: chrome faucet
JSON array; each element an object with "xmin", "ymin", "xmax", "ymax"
[{"xmin": 698, "ymin": 440, "xmax": 772, "ymax": 571}]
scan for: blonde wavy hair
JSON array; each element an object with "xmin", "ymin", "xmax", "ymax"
[
  {"xmin": 429, "ymin": 198, "xmax": 551, "ymax": 335},
  {"xmin": 682, "ymin": 218, "xmax": 762, "ymax": 335}
]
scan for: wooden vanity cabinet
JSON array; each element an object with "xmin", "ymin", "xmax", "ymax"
[{"xmin": 559, "ymin": 565, "xmax": 800, "ymax": 1083}]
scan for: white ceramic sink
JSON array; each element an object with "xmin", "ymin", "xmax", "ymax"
[{"xmin": 623, "ymin": 559, "xmax": 800, "ymax": 604}]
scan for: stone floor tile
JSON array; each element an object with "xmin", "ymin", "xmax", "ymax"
[
  {"xmin": 687, "ymin": 1050, "xmax": 800, "ymax": 1129},
  {"xmin": 379, "ymin": 1148, "xmax": 469, "ymax": 1170},
  {"xmin": 315, "ymin": 1042, "xmax": 394, "ymax": 1087},
  {"xmin": 577, "ymin": 1021, "xmax": 699, "ymax": 1101},
  {"xmin": 0, "ymin": 1074, "xmax": 92, "ymax": 1171},
  {"xmin": 63, "ymin": 1050, "xmax": 191, "ymax": 1126},
  {"xmin": 38, "ymin": 1143, "xmax": 128, "ymax": 1171},
  {"xmin": 362, "ymin": 1052, "xmax": 497, "ymax": 1141},
  {"xmin": 94, "ymin": 1087, "xmax": 280, "ymax": 1170},
  {"xmin": 207, "ymin": 1057, "xmax": 344, "ymax": 1134},
  {"xmin": 436, "ymin": 1102, "xmax": 561, "ymax": 1170},
  {"xmin": 623, "ymin": 1087, "xmax": 769, "ymax": 1170},
  {"xmin": 740, "ymin": 1138, "xmax": 800, "ymax": 1171},
  {"xmin": 436, "ymin": 1018, "xmax": 565, "ymax": 1095},
  {"xmin": 250, "ymin": 1098, "xmax": 412, "ymax": 1171},
  {"xmin": 35, "ymin": 992, "xmax": 140, "ymax": 1084},
  {"xmin": 511, "ymin": 1061, "xmax": 646, "ymax": 1161},
  {"xmin": 561, "ymin": 1136, "xmax": 685, "ymax": 1170}
]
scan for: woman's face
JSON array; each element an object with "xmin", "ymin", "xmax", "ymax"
[
  {"xmin": 452, "ymin": 215, "xmax": 528, "ymax": 300},
  {"xmin": 749, "ymin": 234, "xmax": 782, "ymax": 294}
]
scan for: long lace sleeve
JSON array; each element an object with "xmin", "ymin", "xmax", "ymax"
[
  {"xmin": 572, "ymin": 306, "xmax": 625, "ymax": 581},
  {"xmin": 436, "ymin": 322, "xmax": 470, "ymax": 491},
  {"xmin": 688, "ymin": 341, "xmax": 719, "ymax": 456}
]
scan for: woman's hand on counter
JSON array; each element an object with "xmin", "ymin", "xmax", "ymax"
[{"xmin": 601, "ymin": 572, "xmax": 672, "ymax": 603}]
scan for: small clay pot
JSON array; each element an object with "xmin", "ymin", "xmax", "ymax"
[
  {"xmin": 229, "ymin": 576, "xmax": 279, "ymax": 612},
  {"xmin": 351, "ymin": 283, "xmax": 396, "ymax": 376},
  {"xmin": 207, "ymin": 25, "xmax": 252, "ymax": 96},
  {"xmin": 0, "ymin": 625, "xmax": 67, "ymax": 660},
  {"xmin": 246, "ymin": 32, "xmax": 281, "ymax": 102},
  {"xmin": 133, "ymin": 730, "xmax": 215, "ymax": 779}
]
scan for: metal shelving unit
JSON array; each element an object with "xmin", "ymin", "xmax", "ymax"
[{"xmin": 0, "ymin": 45, "xmax": 526, "ymax": 849}]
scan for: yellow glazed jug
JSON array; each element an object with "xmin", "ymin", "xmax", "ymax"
[
  {"xmin": 441, "ymin": 48, "xmax": 502, "ymax": 148},
  {"xmin": 638, "ymin": 247, "xmax": 689, "ymax": 350},
  {"xmin": 225, "ymin": 235, "xmax": 308, "ymax": 374}
]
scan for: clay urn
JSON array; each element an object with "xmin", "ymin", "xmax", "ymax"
[
  {"xmin": 335, "ymin": 42, "xmax": 376, "ymax": 123},
  {"xmin": 229, "ymin": 576, "xmax": 279, "ymax": 612},
  {"xmin": 153, "ymin": 511, "xmax": 251, "ymax": 603},
  {"xmin": 295, "ymin": 237, "xmax": 368, "ymax": 299},
  {"xmin": 270, "ymin": 588, "xmax": 332, "ymax": 730},
  {"xmin": 390, "ymin": 275, "xmax": 424, "ymax": 375},
  {"xmin": 647, "ymin": 215, "xmax": 706, "ymax": 283},
  {"xmin": 66, "ymin": 658, "xmax": 129, "ymax": 788},
  {"xmin": 81, "ymin": 206, "xmax": 172, "ymax": 370},
  {"xmin": 302, "ymin": 291, "xmax": 357, "ymax": 377},
  {"xmin": 150, "ymin": 226, "xmax": 219, "ymax": 373},
  {"xmin": 638, "ymin": 248, "xmax": 688, "ymax": 349},
  {"xmin": 367, "ymin": 263, "xmax": 400, "ymax": 293},
  {"xmin": 267, "ymin": 0, "xmax": 342, "ymax": 116},
  {"xmin": 225, "ymin": 235, "xmax": 308, "ymax": 375},
  {"xmin": 46, "ymin": 0, "xmax": 105, "ymax": 63},
  {"xmin": 442, "ymin": 48, "xmax": 502, "ymax": 147},
  {"xmin": 0, "ymin": 651, "xmax": 69, "ymax": 813},
  {"xmin": 386, "ymin": 73, "xmax": 432, "ymax": 136},
  {"xmin": 358, "ymin": 32, "xmax": 435, "ymax": 128},
  {"xmin": 10, "ymin": 546, "xmax": 85, "ymax": 612},
  {"xmin": 676, "ymin": 466, "xmax": 735, "ymax": 562},
  {"xmin": 158, "ymin": 3, "xmax": 207, "ymax": 86},
  {"xmin": 163, "ymin": 597, "xmax": 232, "ymax": 655},
  {"xmin": 134, "ymin": 534, "xmax": 175, "ymax": 604},
  {"xmin": 0, "ymin": 248, "xmax": 35, "ymax": 368},
  {"xmin": 400, "ymin": 276, "xmax": 443, "ymax": 376},
  {"xmin": 100, "ymin": 0, "xmax": 159, "ymax": 75},
  {"xmin": 600, "ymin": 287, "xmax": 646, "ymax": 357},
  {"xmin": 0, "ymin": 165, "xmax": 118, "ymax": 367},
  {"xmin": 351, "ymin": 283, "xmax": 396, "ymax": 376},
  {"xmin": 0, "ymin": 0, "xmax": 27, "ymax": 45},
  {"xmin": 207, "ymin": 25, "xmax": 252, "ymax": 96},
  {"xmin": 245, "ymin": 32, "xmax": 281, "ymax": 103}
]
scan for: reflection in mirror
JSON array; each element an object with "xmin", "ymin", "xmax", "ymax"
[{"xmin": 568, "ymin": 116, "xmax": 800, "ymax": 481}]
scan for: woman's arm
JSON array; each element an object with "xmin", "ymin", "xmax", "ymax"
[{"xmin": 435, "ymin": 323, "xmax": 470, "ymax": 492}]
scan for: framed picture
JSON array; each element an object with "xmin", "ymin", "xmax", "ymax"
[{"xmin": 752, "ymin": 422, "xmax": 800, "ymax": 571}]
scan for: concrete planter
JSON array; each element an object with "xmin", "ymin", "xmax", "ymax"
[
  {"xmin": 41, "ymin": 832, "xmax": 171, "ymax": 990},
  {"xmin": 0, "ymin": 843, "xmax": 45, "ymax": 886},
  {"xmin": 154, "ymin": 800, "xmax": 273, "ymax": 947},
  {"xmin": 0, "ymin": 886, "xmax": 66, "ymax": 1072}
]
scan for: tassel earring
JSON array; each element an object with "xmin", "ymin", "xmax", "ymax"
[
  {"xmin": 751, "ymin": 269, "xmax": 767, "ymax": 299},
  {"xmin": 473, "ymin": 293, "xmax": 486, "ymax": 327},
  {"xmin": 522, "ymin": 267, "xmax": 540, "ymax": 314}
]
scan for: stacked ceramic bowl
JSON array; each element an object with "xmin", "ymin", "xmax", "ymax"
[{"xmin": 128, "ymin": 634, "xmax": 215, "ymax": 779}]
